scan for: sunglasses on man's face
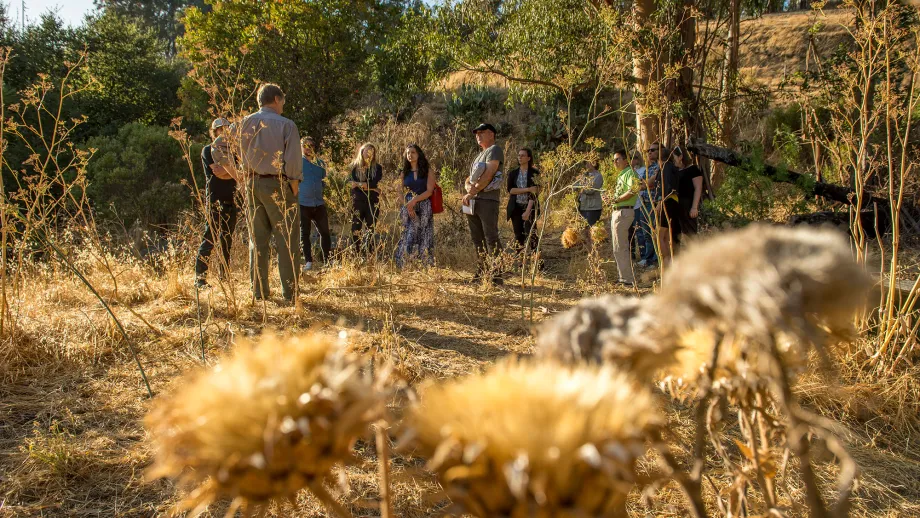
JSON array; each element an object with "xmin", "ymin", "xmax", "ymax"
[{"xmin": 647, "ymin": 148, "xmax": 659, "ymax": 153}]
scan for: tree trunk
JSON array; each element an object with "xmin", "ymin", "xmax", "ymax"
[
  {"xmin": 633, "ymin": 0, "xmax": 659, "ymax": 152},
  {"xmin": 676, "ymin": 0, "xmax": 698, "ymax": 138},
  {"xmin": 713, "ymin": 0, "xmax": 740, "ymax": 191}
]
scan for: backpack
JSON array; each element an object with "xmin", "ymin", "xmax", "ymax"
[{"xmin": 430, "ymin": 184, "xmax": 444, "ymax": 214}]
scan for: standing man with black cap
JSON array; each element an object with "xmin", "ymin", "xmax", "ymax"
[{"xmin": 464, "ymin": 123, "xmax": 504, "ymax": 284}]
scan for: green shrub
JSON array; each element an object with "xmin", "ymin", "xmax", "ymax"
[{"xmin": 85, "ymin": 123, "xmax": 195, "ymax": 228}]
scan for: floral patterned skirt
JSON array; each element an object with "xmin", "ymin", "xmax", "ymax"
[{"xmin": 395, "ymin": 197, "xmax": 434, "ymax": 267}]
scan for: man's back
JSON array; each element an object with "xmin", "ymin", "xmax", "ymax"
[{"xmin": 239, "ymin": 107, "xmax": 301, "ymax": 179}]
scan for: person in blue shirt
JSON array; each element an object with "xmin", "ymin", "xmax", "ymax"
[{"xmin": 298, "ymin": 136, "xmax": 332, "ymax": 271}]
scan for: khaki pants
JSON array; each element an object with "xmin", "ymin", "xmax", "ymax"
[
  {"xmin": 611, "ymin": 208, "xmax": 635, "ymax": 283},
  {"xmin": 247, "ymin": 176, "xmax": 300, "ymax": 300}
]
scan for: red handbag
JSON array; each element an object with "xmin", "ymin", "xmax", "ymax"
[{"xmin": 430, "ymin": 184, "xmax": 444, "ymax": 214}]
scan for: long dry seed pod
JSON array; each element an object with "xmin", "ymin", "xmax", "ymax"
[
  {"xmin": 146, "ymin": 332, "xmax": 387, "ymax": 517},
  {"xmin": 405, "ymin": 360, "xmax": 664, "ymax": 517},
  {"xmin": 659, "ymin": 225, "xmax": 871, "ymax": 366},
  {"xmin": 561, "ymin": 226, "xmax": 583, "ymax": 249},
  {"xmin": 536, "ymin": 295, "xmax": 679, "ymax": 377}
]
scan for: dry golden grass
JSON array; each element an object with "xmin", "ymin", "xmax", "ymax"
[{"xmin": 2, "ymin": 223, "xmax": 920, "ymax": 517}]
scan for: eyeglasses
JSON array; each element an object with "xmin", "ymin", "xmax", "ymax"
[{"xmin": 647, "ymin": 148, "xmax": 659, "ymax": 153}]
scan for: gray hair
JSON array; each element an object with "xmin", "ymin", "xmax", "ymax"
[{"xmin": 257, "ymin": 83, "xmax": 284, "ymax": 107}]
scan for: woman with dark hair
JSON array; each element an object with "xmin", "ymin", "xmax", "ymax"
[
  {"xmin": 673, "ymin": 146, "xmax": 703, "ymax": 237},
  {"xmin": 648, "ymin": 143, "xmax": 681, "ymax": 265},
  {"xmin": 506, "ymin": 148, "xmax": 541, "ymax": 253},
  {"xmin": 395, "ymin": 144, "xmax": 437, "ymax": 267}
]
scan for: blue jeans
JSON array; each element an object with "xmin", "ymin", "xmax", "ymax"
[{"xmin": 634, "ymin": 197, "xmax": 657, "ymax": 265}]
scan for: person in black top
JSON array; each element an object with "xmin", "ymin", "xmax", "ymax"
[
  {"xmin": 673, "ymin": 146, "xmax": 703, "ymax": 237},
  {"xmin": 506, "ymin": 148, "xmax": 541, "ymax": 253},
  {"xmin": 195, "ymin": 118, "xmax": 238, "ymax": 288},
  {"xmin": 647, "ymin": 142, "xmax": 680, "ymax": 266},
  {"xmin": 348, "ymin": 143, "xmax": 383, "ymax": 252}
]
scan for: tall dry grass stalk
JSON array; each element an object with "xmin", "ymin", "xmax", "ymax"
[
  {"xmin": 145, "ymin": 332, "xmax": 389, "ymax": 517},
  {"xmin": 403, "ymin": 359, "xmax": 663, "ymax": 517}
]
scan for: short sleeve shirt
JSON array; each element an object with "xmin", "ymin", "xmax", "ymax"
[{"xmin": 470, "ymin": 144, "xmax": 504, "ymax": 201}]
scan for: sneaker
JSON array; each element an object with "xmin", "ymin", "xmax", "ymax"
[
  {"xmin": 637, "ymin": 259, "xmax": 648, "ymax": 268},
  {"xmin": 617, "ymin": 280, "xmax": 635, "ymax": 287},
  {"xmin": 194, "ymin": 278, "xmax": 210, "ymax": 289},
  {"xmin": 302, "ymin": 262, "xmax": 313, "ymax": 273}
]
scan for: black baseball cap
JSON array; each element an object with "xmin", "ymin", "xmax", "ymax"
[{"xmin": 472, "ymin": 123, "xmax": 496, "ymax": 135}]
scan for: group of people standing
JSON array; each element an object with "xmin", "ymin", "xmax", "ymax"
[
  {"xmin": 193, "ymin": 83, "xmax": 705, "ymax": 301},
  {"xmin": 574, "ymin": 142, "xmax": 705, "ymax": 285},
  {"xmin": 193, "ymin": 83, "xmax": 444, "ymax": 301}
]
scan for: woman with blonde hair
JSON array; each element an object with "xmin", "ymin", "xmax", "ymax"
[{"xmin": 348, "ymin": 143, "xmax": 383, "ymax": 250}]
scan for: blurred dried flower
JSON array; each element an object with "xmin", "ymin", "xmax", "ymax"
[
  {"xmin": 146, "ymin": 332, "xmax": 386, "ymax": 516},
  {"xmin": 590, "ymin": 225, "xmax": 609, "ymax": 243},
  {"xmin": 404, "ymin": 359, "xmax": 663, "ymax": 517},
  {"xmin": 536, "ymin": 294, "xmax": 678, "ymax": 377},
  {"xmin": 660, "ymin": 225, "xmax": 870, "ymax": 349},
  {"xmin": 561, "ymin": 226, "xmax": 583, "ymax": 249}
]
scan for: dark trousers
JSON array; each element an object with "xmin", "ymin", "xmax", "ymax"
[
  {"xmin": 465, "ymin": 198, "xmax": 501, "ymax": 275},
  {"xmin": 195, "ymin": 200, "xmax": 237, "ymax": 278},
  {"xmin": 351, "ymin": 198, "xmax": 379, "ymax": 247},
  {"xmin": 300, "ymin": 204, "xmax": 332, "ymax": 263},
  {"xmin": 678, "ymin": 201, "xmax": 699, "ymax": 238},
  {"xmin": 509, "ymin": 203, "xmax": 537, "ymax": 252}
]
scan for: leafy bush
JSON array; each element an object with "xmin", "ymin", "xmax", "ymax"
[
  {"xmin": 444, "ymin": 84, "xmax": 505, "ymax": 124},
  {"xmin": 706, "ymin": 145, "xmax": 812, "ymax": 226},
  {"xmin": 85, "ymin": 123, "xmax": 195, "ymax": 228}
]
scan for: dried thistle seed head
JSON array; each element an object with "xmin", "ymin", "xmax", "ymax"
[
  {"xmin": 536, "ymin": 295, "xmax": 679, "ymax": 377},
  {"xmin": 659, "ymin": 225, "xmax": 871, "ymax": 348},
  {"xmin": 590, "ymin": 225, "xmax": 609, "ymax": 243},
  {"xmin": 562, "ymin": 226, "xmax": 583, "ymax": 249},
  {"xmin": 145, "ymin": 332, "xmax": 385, "ymax": 515},
  {"xmin": 405, "ymin": 360, "xmax": 663, "ymax": 517}
]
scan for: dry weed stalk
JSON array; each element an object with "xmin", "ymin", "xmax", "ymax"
[
  {"xmin": 535, "ymin": 294, "xmax": 678, "ymax": 378},
  {"xmin": 404, "ymin": 359, "xmax": 663, "ymax": 517},
  {"xmin": 146, "ymin": 332, "xmax": 389, "ymax": 517}
]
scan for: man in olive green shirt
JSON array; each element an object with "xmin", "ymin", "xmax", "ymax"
[
  {"xmin": 239, "ymin": 83, "xmax": 302, "ymax": 302},
  {"xmin": 610, "ymin": 149, "xmax": 639, "ymax": 286}
]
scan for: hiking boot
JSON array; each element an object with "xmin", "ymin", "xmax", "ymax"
[{"xmin": 302, "ymin": 261, "xmax": 313, "ymax": 273}]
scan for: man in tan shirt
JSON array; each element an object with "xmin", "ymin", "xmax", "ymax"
[{"xmin": 238, "ymin": 83, "xmax": 302, "ymax": 302}]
